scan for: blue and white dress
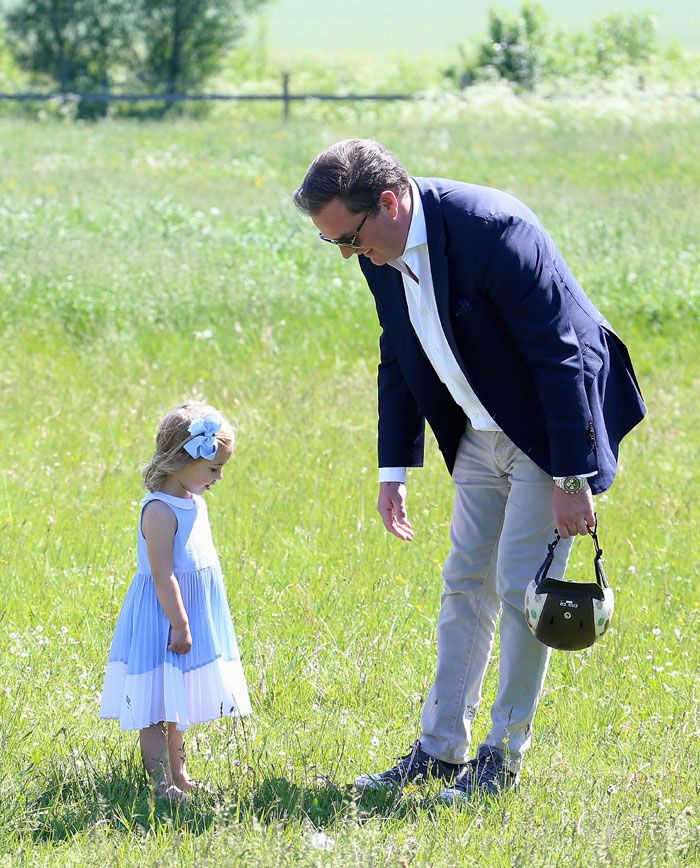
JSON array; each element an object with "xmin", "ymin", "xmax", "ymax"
[{"xmin": 100, "ymin": 491, "xmax": 251, "ymax": 730}]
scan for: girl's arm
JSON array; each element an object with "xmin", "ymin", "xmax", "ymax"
[{"xmin": 141, "ymin": 500, "xmax": 192, "ymax": 654}]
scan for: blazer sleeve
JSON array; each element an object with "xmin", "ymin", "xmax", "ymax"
[
  {"xmin": 478, "ymin": 216, "xmax": 597, "ymax": 476},
  {"xmin": 377, "ymin": 324, "xmax": 426, "ymax": 470}
]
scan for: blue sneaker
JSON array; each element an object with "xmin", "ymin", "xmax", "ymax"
[
  {"xmin": 437, "ymin": 747, "xmax": 518, "ymax": 805},
  {"xmin": 354, "ymin": 741, "xmax": 463, "ymax": 792}
]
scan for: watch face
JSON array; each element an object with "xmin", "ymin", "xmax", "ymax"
[{"xmin": 563, "ymin": 476, "xmax": 583, "ymax": 494}]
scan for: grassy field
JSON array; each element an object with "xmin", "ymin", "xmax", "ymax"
[{"xmin": 0, "ymin": 93, "xmax": 699, "ymax": 865}]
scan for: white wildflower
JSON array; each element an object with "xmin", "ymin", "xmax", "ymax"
[{"xmin": 307, "ymin": 831, "xmax": 335, "ymax": 852}]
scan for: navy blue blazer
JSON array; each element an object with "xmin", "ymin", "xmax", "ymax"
[{"xmin": 359, "ymin": 177, "xmax": 646, "ymax": 495}]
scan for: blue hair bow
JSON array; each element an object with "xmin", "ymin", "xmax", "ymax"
[{"xmin": 183, "ymin": 412, "xmax": 222, "ymax": 460}]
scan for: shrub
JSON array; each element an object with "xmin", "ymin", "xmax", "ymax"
[
  {"xmin": 446, "ymin": 2, "xmax": 550, "ymax": 90},
  {"xmin": 447, "ymin": 4, "xmax": 663, "ymax": 90},
  {"xmin": 592, "ymin": 13, "xmax": 659, "ymax": 75}
]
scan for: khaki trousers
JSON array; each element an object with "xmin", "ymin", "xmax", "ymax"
[{"xmin": 420, "ymin": 424, "xmax": 573, "ymax": 772}]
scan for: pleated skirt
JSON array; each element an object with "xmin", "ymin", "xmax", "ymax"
[{"xmin": 100, "ymin": 566, "xmax": 251, "ymax": 730}]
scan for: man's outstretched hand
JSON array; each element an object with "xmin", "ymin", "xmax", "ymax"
[{"xmin": 378, "ymin": 481, "xmax": 414, "ymax": 541}]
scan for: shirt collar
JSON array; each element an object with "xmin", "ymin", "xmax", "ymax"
[
  {"xmin": 145, "ymin": 492, "xmax": 195, "ymax": 510},
  {"xmin": 403, "ymin": 178, "xmax": 427, "ymax": 254}
]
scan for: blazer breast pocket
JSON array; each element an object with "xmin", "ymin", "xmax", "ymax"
[{"xmin": 454, "ymin": 298, "xmax": 473, "ymax": 317}]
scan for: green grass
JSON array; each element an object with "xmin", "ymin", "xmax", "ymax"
[{"xmin": 0, "ymin": 95, "xmax": 699, "ymax": 865}]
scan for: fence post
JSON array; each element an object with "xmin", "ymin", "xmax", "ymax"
[{"xmin": 282, "ymin": 72, "xmax": 290, "ymax": 120}]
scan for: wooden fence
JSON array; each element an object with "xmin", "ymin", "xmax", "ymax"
[
  {"xmin": 3, "ymin": 73, "xmax": 696, "ymax": 119},
  {"xmin": 0, "ymin": 73, "xmax": 414, "ymax": 119}
]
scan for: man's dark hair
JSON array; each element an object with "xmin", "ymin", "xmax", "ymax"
[{"xmin": 293, "ymin": 139, "xmax": 410, "ymax": 216}]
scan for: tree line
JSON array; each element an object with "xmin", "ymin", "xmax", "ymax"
[{"xmin": 0, "ymin": 2, "xmax": 678, "ymax": 121}]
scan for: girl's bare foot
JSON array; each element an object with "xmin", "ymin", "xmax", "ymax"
[
  {"xmin": 154, "ymin": 782, "xmax": 190, "ymax": 803},
  {"xmin": 172, "ymin": 774, "xmax": 200, "ymax": 792}
]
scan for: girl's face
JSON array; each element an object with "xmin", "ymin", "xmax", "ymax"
[{"xmin": 166, "ymin": 444, "xmax": 233, "ymax": 497}]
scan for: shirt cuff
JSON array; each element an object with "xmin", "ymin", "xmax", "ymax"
[
  {"xmin": 552, "ymin": 471, "xmax": 598, "ymax": 481},
  {"xmin": 379, "ymin": 467, "xmax": 407, "ymax": 484}
]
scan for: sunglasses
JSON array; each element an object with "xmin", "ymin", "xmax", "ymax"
[{"xmin": 318, "ymin": 209, "xmax": 371, "ymax": 250}]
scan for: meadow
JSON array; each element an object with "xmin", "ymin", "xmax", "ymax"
[{"xmin": 0, "ymin": 89, "xmax": 699, "ymax": 865}]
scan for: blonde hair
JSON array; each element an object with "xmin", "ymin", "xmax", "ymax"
[{"xmin": 142, "ymin": 401, "xmax": 235, "ymax": 493}]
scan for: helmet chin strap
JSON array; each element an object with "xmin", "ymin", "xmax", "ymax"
[{"xmin": 536, "ymin": 513, "xmax": 608, "ymax": 591}]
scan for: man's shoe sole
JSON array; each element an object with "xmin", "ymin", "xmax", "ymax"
[
  {"xmin": 353, "ymin": 775, "xmax": 400, "ymax": 792},
  {"xmin": 437, "ymin": 778, "xmax": 518, "ymax": 805},
  {"xmin": 436, "ymin": 786, "xmax": 471, "ymax": 806}
]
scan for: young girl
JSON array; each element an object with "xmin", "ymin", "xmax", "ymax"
[{"xmin": 100, "ymin": 401, "xmax": 251, "ymax": 800}]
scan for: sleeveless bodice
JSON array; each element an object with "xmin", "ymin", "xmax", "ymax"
[{"xmin": 136, "ymin": 492, "xmax": 219, "ymax": 574}]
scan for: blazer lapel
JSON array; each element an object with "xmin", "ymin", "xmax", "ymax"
[
  {"xmin": 415, "ymin": 178, "xmax": 464, "ymax": 369},
  {"xmin": 360, "ymin": 255, "xmax": 412, "ymax": 332}
]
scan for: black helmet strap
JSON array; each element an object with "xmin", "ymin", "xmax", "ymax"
[{"xmin": 535, "ymin": 514, "xmax": 608, "ymax": 590}]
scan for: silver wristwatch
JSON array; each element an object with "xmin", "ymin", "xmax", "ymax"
[{"xmin": 554, "ymin": 475, "xmax": 589, "ymax": 495}]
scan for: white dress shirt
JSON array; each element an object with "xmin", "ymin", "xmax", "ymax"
[{"xmin": 379, "ymin": 180, "xmax": 499, "ymax": 484}]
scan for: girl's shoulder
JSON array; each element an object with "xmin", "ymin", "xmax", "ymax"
[
  {"xmin": 140, "ymin": 492, "xmax": 198, "ymax": 539},
  {"xmin": 141, "ymin": 499, "xmax": 178, "ymax": 544}
]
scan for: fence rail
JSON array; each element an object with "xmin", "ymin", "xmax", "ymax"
[
  {"xmin": 2, "ymin": 74, "xmax": 697, "ymax": 119},
  {"xmin": 0, "ymin": 74, "xmax": 414, "ymax": 118}
]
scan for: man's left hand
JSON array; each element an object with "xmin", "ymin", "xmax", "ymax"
[
  {"xmin": 378, "ymin": 481, "xmax": 414, "ymax": 541},
  {"xmin": 553, "ymin": 485, "xmax": 595, "ymax": 539}
]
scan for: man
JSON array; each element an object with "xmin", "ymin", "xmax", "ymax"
[{"xmin": 293, "ymin": 139, "xmax": 645, "ymax": 804}]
